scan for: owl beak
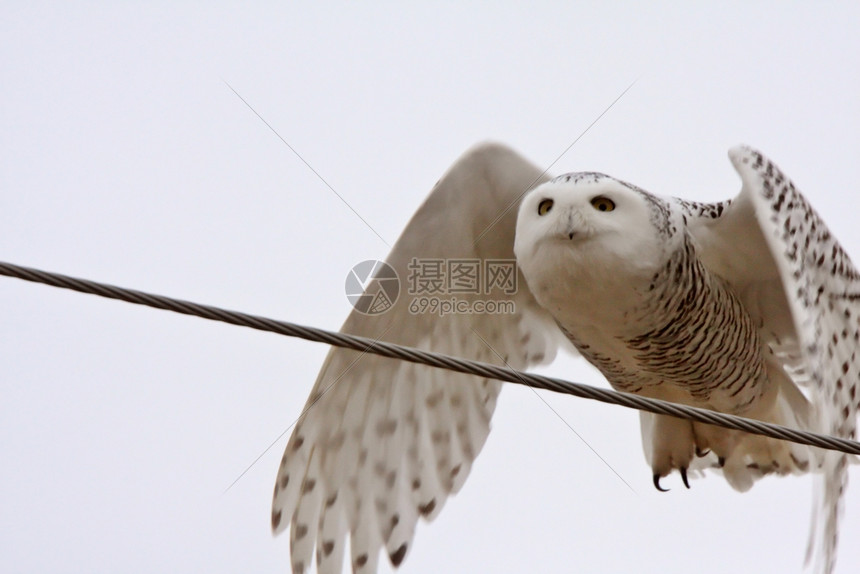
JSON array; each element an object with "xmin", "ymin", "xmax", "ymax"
[
  {"xmin": 553, "ymin": 208, "xmax": 583, "ymax": 242},
  {"xmin": 560, "ymin": 225, "xmax": 577, "ymax": 241},
  {"xmin": 564, "ymin": 211, "xmax": 578, "ymax": 240}
]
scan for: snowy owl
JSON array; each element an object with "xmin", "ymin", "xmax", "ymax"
[{"xmin": 272, "ymin": 143, "xmax": 857, "ymax": 574}]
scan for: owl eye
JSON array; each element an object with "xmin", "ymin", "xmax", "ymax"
[
  {"xmin": 590, "ymin": 196, "xmax": 615, "ymax": 212},
  {"xmin": 537, "ymin": 199, "xmax": 554, "ymax": 216}
]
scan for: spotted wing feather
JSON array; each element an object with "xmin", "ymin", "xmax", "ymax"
[
  {"xmin": 272, "ymin": 143, "xmax": 560, "ymax": 573},
  {"xmin": 686, "ymin": 146, "xmax": 859, "ymax": 574},
  {"xmin": 730, "ymin": 146, "xmax": 859, "ymax": 574}
]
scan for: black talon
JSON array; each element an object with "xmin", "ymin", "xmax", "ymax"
[
  {"xmin": 695, "ymin": 447, "xmax": 710, "ymax": 457},
  {"xmin": 680, "ymin": 467, "xmax": 690, "ymax": 489},
  {"xmin": 653, "ymin": 474, "xmax": 669, "ymax": 492},
  {"xmin": 717, "ymin": 456, "xmax": 726, "ymax": 468}
]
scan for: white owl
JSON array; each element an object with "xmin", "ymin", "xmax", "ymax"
[{"xmin": 272, "ymin": 143, "xmax": 858, "ymax": 574}]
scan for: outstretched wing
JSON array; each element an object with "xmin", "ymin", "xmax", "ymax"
[
  {"xmin": 687, "ymin": 145, "xmax": 859, "ymax": 574},
  {"xmin": 272, "ymin": 143, "xmax": 561, "ymax": 574}
]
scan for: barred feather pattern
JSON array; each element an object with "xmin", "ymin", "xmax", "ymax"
[{"xmin": 559, "ymin": 233, "xmax": 767, "ymax": 414}]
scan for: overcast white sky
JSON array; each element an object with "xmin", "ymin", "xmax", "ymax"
[{"xmin": 3, "ymin": 3, "xmax": 860, "ymax": 573}]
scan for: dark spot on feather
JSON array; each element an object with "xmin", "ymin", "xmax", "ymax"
[
  {"xmin": 271, "ymin": 510, "xmax": 282, "ymax": 529},
  {"xmin": 355, "ymin": 554, "xmax": 368, "ymax": 568},
  {"xmin": 323, "ymin": 540, "xmax": 335, "ymax": 557},
  {"xmin": 293, "ymin": 560, "xmax": 304, "ymax": 572},
  {"xmin": 376, "ymin": 419, "xmax": 398, "ymax": 436},
  {"xmin": 293, "ymin": 436, "xmax": 304, "ymax": 451},
  {"xmin": 390, "ymin": 514, "xmax": 400, "ymax": 528},
  {"xmin": 374, "ymin": 461, "xmax": 386, "ymax": 477},
  {"xmin": 280, "ymin": 474, "xmax": 290, "ymax": 489},
  {"xmin": 390, "ymin": 543, "xmax": 408, "ymax": 567},
  {"xmin": 295, "ymin": 523, "xmax": 308, "ymax": 540},
  {"xmin": 302, "ymin": 479, "xmax": 316, "ymax": 494},
  {"xmin": 419, "ymin": 499, "xmax": 436, "ymax": 516},
  {"xmin": 450, "ymin": 464, "xmax": 462, "ymax": 478},
  {"xmin": 326, "ymin": 492, "xmax": 338, "ymax": 507},
  {"xmin": 790, "ymin": 453, "xmax": 809, "ymax": 472},
  {"xmin": 431, "ymin": 430, "xmax": 448, "ymax": 444},
  {"xmin": 328, "ymin": 431, "xmax": 345, "ymax": 449},
  {"xmin": 412, "ymin": 478, "xmax": 421, "ymax": 491},
  {"xmin": 426, "ymin": 391, "xmax": 443, "ymax": 408}
]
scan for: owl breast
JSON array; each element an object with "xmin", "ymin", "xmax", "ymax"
[{"xmin": 553, "ymin": 234, "xmax": 768, "ymax": 414}]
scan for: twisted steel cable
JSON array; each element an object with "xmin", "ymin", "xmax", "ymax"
[{"xmin": 2, "ymin": 259, "xmax": 859, "ymax": 456}]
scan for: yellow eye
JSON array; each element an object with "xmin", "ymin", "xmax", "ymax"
[
  {"xmin": 537, "ymin": 199, "xmax": 553, "ymax": 216},
  {"xmin": 590, "ymin": 196, "xmax": 615, "ymax": 212}
]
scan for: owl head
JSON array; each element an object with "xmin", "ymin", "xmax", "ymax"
[{"xmin": 514, "ymin": 173, "xmax": 685, "ymax": 289}]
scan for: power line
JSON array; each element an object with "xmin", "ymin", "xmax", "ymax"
[{"xmin": 2, "ymin": 259, "xmax": 859, "ymax": 456}]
